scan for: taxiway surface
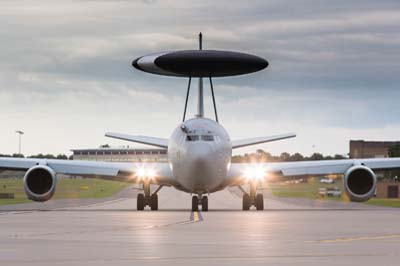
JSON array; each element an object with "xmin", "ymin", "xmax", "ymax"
[{"xmin": 1, "ymin": 187, "xmax": 399, "ymax": 265}]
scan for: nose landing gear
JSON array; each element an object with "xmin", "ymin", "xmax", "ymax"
[
  {"xmin": 191, "ymin": 195, "xmax": 208, "ymax": 211},
  {"xmin": 201, "ymin": 196, "xmax": 208, "ymax": 211}
]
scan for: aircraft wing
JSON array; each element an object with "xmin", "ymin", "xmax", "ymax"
[
  {"xmin": 231, "ymin": 133, "xmax": 296, "ymax": 149},
  {"xmin": 224, "ymin": 158, "xmax": 400, "ymax": 185},
  {"xmin": 105, "ymin": 132, "xmax": 168, "ymax": 148},
  {"xmin": 0, "ymin": 157, "xmax": 176, "ymax": 186}
]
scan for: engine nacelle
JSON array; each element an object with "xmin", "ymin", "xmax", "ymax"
[
  {"xmin": 344, "ymin": 165, "xmax": 377, "ymax": 202},
  {"xmin": 23, "ymin": 165, "xmax": 57, "ymax": 202}
]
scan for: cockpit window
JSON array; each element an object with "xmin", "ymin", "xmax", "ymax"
[
  {"xmin": 201, "ymin": 135, "xmax": 214, "ymax": 141},
  {"xmin": 186, "ymin": 135, "xmax": 199, "ymax": 141}
]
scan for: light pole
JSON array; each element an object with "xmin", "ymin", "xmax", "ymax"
[{"xmin": 15, "ymin": 130, "xmax": 24, "ymax": 155}]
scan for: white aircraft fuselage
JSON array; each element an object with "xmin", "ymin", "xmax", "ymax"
[{"xmin": 168, "ymin": 117, "xmax": 232, "ymax": 195}]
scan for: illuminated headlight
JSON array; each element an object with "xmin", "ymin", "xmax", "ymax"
[
  {"xmin": 244, "ymin": 164, "xmax": 266, "ymax": 180},
  {"xmin": 137, "ymin": 167, "xmax": 146, "ymax": 179},
  {"xmin": 135, "ymin": 166, "xmax": 157, "ymax": 181},
  {"xmin": 147, "ymin": 169, "xmax": 156, "ymax": 179}
]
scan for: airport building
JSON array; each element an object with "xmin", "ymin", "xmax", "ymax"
[
  {"xmin": 349, "ymin": 140, "xmax": 400, "ymax": 159},
  {"xmin": 71, "ymin": 147, "xmax": 168, "ymax": 162},
  {"xmin": 376, "ymin": 181, "xmax": 400, "ymax": 198},
  {"xmin": 349, "ymin": 140, "xmax": 400, "ymax": 199}
]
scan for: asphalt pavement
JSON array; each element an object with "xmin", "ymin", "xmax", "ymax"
[{"xmin": 1, "ymin": 186, "xmax": 399, "ymax": 266}]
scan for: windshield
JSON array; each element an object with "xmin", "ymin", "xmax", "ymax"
[
  {"xmin": 201, "ymin": 135, "xmax": 214, "ymax": 141},
  {"xmin": 186, "ymin": 135, "xmax": 199, "ymax": 141},
  {"xmin": 186, "ymin": 135, "xmax": 215, "ymax": 141}
]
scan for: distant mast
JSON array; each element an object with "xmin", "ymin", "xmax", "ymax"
[{"xmin": 196, "ymin": 32, "xmax": 204, "ymax": 118}]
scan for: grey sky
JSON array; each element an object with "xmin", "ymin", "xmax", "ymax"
[{"xmin": 1, "ymin": 0, "xmax": 400, "ymax": 156}]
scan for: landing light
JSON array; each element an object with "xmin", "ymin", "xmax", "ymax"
[
  {"xmin": 137, "ymin": 167, "xmax": 146, "ymax": 179},
  {"xmin": 135, "ymin": 166, "xmax": 157, "ymax": 180},
  {"xmin": 244, "ymin": 165, "xmax": 266, "ymax": 180},
  {"xmin": 147, "ymin": 169, "xmax": 156, "ymax": 179}
]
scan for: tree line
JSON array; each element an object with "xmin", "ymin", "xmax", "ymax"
[
  {"xmin": 0, "ymin": 154, "xmax": 73, "ymax": 160},
  {"xmin": 0, "ymin": 150, "xmax": 366, "ymax": 163},
  {"xmin": 1, "ymin": 150, "xmax": 348, "ymax": 162},
  {"xmin": 232, "ymin": 149, "xmax": 348, "ymax": 163}
]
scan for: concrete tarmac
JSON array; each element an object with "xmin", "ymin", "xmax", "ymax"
[{"xmin": 1, "ymin": 187, "xmax": 400, "ymax": 266}]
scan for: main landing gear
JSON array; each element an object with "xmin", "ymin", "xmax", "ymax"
[
  {"xmin": 137, "ymin": 180, "xmax": 163, "ymax": 211},
  {"xmin": 191, "ymin": 195, "xmax": 208, "ymax": 211},
  {"xmin": 240, "ymin": 180, "xmax": 264, "ymax": 211}
]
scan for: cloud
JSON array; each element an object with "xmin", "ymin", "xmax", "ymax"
[{"xmin": 0, "ymin": 0, "xmax": 399, "ymax": 155}]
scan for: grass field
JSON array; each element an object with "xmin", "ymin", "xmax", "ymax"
[
  {"xmin": 366, "ymin": 198, "xmax": 400, "ymax": 207},
  {"xmin": 0, "ymin": 178, "xmax": 130, "ymax": 206},
  {"xmin": 268, "ymin": 178, "xmax": 344, "ymax": 200},
  {"xmin": 269, "ymin": 178, "xmax": 400, "ymax": 207},
  {"xmin": 2, "ymin": 176, "xmax": 400, "ymax": 208}
]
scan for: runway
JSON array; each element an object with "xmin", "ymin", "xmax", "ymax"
[{"xmin": 1, "ymin": 187, "xmax": 400, "ymax": 266}]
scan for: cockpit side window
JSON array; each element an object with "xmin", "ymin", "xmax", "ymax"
[
  {"xmin": 186, "ymin": 135, "xmax": 199, "ymax": 141},
  {"xmin": 201, "ymin": 135, "xmax": 214, "ymax": 141}
]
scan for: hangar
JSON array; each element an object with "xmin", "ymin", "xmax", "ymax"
[
  {"xmin": 71, "ymin": 147, "xmax": 167, "ymax": 162},
  {"xmin": 350, "ymin": 140, "xmax": 400, "ymax": 158}
]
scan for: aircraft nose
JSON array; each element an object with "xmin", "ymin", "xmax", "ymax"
[
  {"xmin": 188, "ymin": 144, "xmax": 217, "ymax": 189},
  {"xmin": 190, "ymin": 144, "xmax": 213, "ymax": 164}
]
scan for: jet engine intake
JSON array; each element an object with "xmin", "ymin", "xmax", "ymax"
[
  {"xmin": 23, "ymin": 165, "xmax": 57, "ymax": 202},
  {"xmin": 344, "ymin": 165, "xmax": 377, "ymax": 202}
]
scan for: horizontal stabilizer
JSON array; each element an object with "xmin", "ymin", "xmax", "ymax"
[
  {"xmin": 231, "ymin": 133, "xmax": 296, "ymax": 149},
  {"xmin": 105, "ymin": 132, "xmax": 168, "ymax": 148}
]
